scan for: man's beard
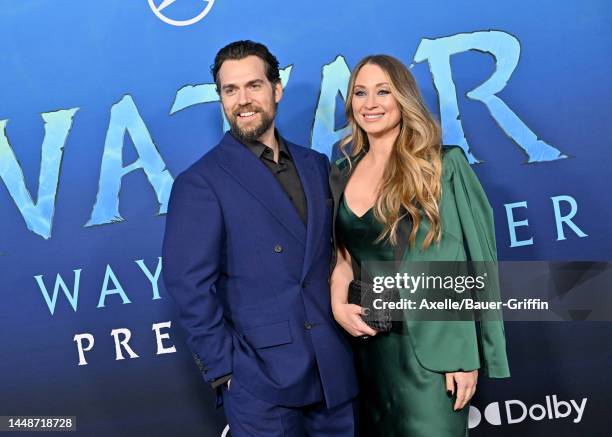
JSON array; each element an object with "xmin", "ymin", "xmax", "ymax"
[{"xmin": 227, "ymin": 105, "xmax": 275, "ymax": 143}]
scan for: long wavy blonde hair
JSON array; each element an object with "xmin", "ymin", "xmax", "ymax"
[{"xmin": 340, "ymin": 55, "xmax": 443, "ymax": 249}]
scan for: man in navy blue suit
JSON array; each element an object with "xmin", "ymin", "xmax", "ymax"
[{"xmin": 162, "ymin": 41, "xmax": 357, "ymax": 436}]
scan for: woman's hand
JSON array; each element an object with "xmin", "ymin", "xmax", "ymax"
[
  {"xmin": 445, "ymin": 370, "xmax": 478, "ymax": 411},
  {"xmin": 332, "ymin": 301, "xmax": 378, "ymax": 337},
  {"xmin": 330, "ymin": 246, "xmax": 376, "ymax": 337}
]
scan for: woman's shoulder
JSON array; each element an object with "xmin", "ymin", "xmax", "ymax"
[
  {"xmin": 441, "ymin": 145, "xmax": 468, "ymax": 164},
  {"xmin": 440, "ymin": 145, "xmax": 469, "ymax": 180},
  {"xmin": 332, "ymin": 150, "xmax": 362, "ymax": 173},
  {"xmin": 329, "ymin": 156, "xmax": 347, "ymax": 177},
  {"xmin": 333, "ymin": 155, "xmax": 349, "ymax": 168}
]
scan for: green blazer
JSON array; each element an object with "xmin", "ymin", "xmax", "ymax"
[{"xmin": 329, "ymin": 146, "xmax": 510, "ymax": 378}]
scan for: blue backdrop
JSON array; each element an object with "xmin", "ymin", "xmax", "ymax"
[{"xmin": 0, "ymin": 1, "xmax": 610, "ymax": 435}]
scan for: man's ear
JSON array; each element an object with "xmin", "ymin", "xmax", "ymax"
[{"xmin": 274, "ymin": 81, "xmax": 283, "ymax": 103}]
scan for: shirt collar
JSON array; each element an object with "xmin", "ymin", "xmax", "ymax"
[{"xmin": 231, "ymin": 129, "xmax": 290, "ymax": 160}]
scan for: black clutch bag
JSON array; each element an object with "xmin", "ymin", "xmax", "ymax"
[{"xmin": 348, "ymin": 279, "xmax": 392, "ymax": 333}]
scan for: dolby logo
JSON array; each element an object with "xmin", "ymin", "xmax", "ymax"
[{"xmin": 469, "ymin": 395, "xmax": 587, "ymax": 428}]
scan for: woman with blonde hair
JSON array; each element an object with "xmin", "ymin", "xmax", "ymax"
[{"xmin": 329, "ymin": 55, "xmax": 510, "ymax": 436}]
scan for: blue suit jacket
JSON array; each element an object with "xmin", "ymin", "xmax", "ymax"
[{"xmin": 162, "ymin": 132, "xmax": 357, "ymax": 408}]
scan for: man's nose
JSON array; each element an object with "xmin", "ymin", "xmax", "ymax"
[{"xmin": 237, "ymin": 88, "xmax": 251, "ymax": 106}]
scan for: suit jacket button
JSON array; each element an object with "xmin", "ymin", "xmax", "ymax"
[
  {"xmin": 274, "ymin": 244, "xmax": 283, "ymax": 253},
  {"xmin": 304, "ymin": 322, "xmax": 312, "ymax": 330}
]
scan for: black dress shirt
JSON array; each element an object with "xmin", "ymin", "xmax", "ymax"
[{"xmin": 233, "ymin": 131, "xmax": 308, "ymax": 224}]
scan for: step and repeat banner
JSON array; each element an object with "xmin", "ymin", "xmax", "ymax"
[{"xmin": 1, "ymin": 1, "xmax": 610, "ymax": 436}]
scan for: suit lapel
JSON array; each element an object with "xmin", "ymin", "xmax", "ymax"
[
  {"xmin": 289, "ymin": 142, "xmax": 325, "ymax": 281},
  {"xmin": 217, "ymin": 132, "xmax": 306, "ymax": 245}
]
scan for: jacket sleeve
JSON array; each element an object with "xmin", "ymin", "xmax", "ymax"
[
  {"xmin": 162, "ymin": 170, "xmax": 233, "ymax": 383},
  {"xmin": 448, "ymin": 148, "xmax": 511, "ymax": 378}
]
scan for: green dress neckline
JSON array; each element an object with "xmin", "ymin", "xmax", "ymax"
[{"xmin": 341, "ymin": 195, "xmax": 374, "ymax": 220}]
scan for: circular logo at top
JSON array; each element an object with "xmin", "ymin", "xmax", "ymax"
[{"xmin": 148, "ymin": 0, "xmax": 216, "ymax": 27}]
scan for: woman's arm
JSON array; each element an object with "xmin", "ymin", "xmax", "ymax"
[
  {"xmin": 330, "ymin": 246, "xmax": 377, "ymax": 337},
  {"xmin": 447, "ymin": 147, "xmax": 510, "ymax": 378}
]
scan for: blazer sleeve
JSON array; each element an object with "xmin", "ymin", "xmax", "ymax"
[
  {"xmin": 162, "ymin": 170, "xmax": 233, "ymax": 383},
  {"xmin": 447, "ymin": 147, "xmax": 511, "ymax": 378}
]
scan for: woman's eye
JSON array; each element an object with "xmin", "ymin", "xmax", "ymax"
[
  {"xmin": 354, "ymin": 90, "xmax": 366, "ymax": 97},
  {"xmin": 378, "ymin": 90, "xmax": 390, "ymax": 95}
]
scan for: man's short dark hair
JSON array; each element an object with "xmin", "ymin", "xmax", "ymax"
[{"xmin": 212, "ymin": 40, "xmax": 281, "ymax": 90}]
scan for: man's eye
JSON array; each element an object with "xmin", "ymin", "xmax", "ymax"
[
  {"xmin": 224, "ymin": 89, "xmax": 236, "ymax": 95},
  {"xmin": 251, "ymin": 84, "xmax": 261, "ymax": 89}
]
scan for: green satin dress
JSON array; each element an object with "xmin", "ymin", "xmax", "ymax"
[{"xmin": 336, "ymin": 147, "xmax": 507, "ymax": 436}]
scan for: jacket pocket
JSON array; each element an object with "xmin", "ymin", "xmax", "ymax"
[{"xmin": 242, "ymin": 320, "xmax": 293, "ymax": 349}]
